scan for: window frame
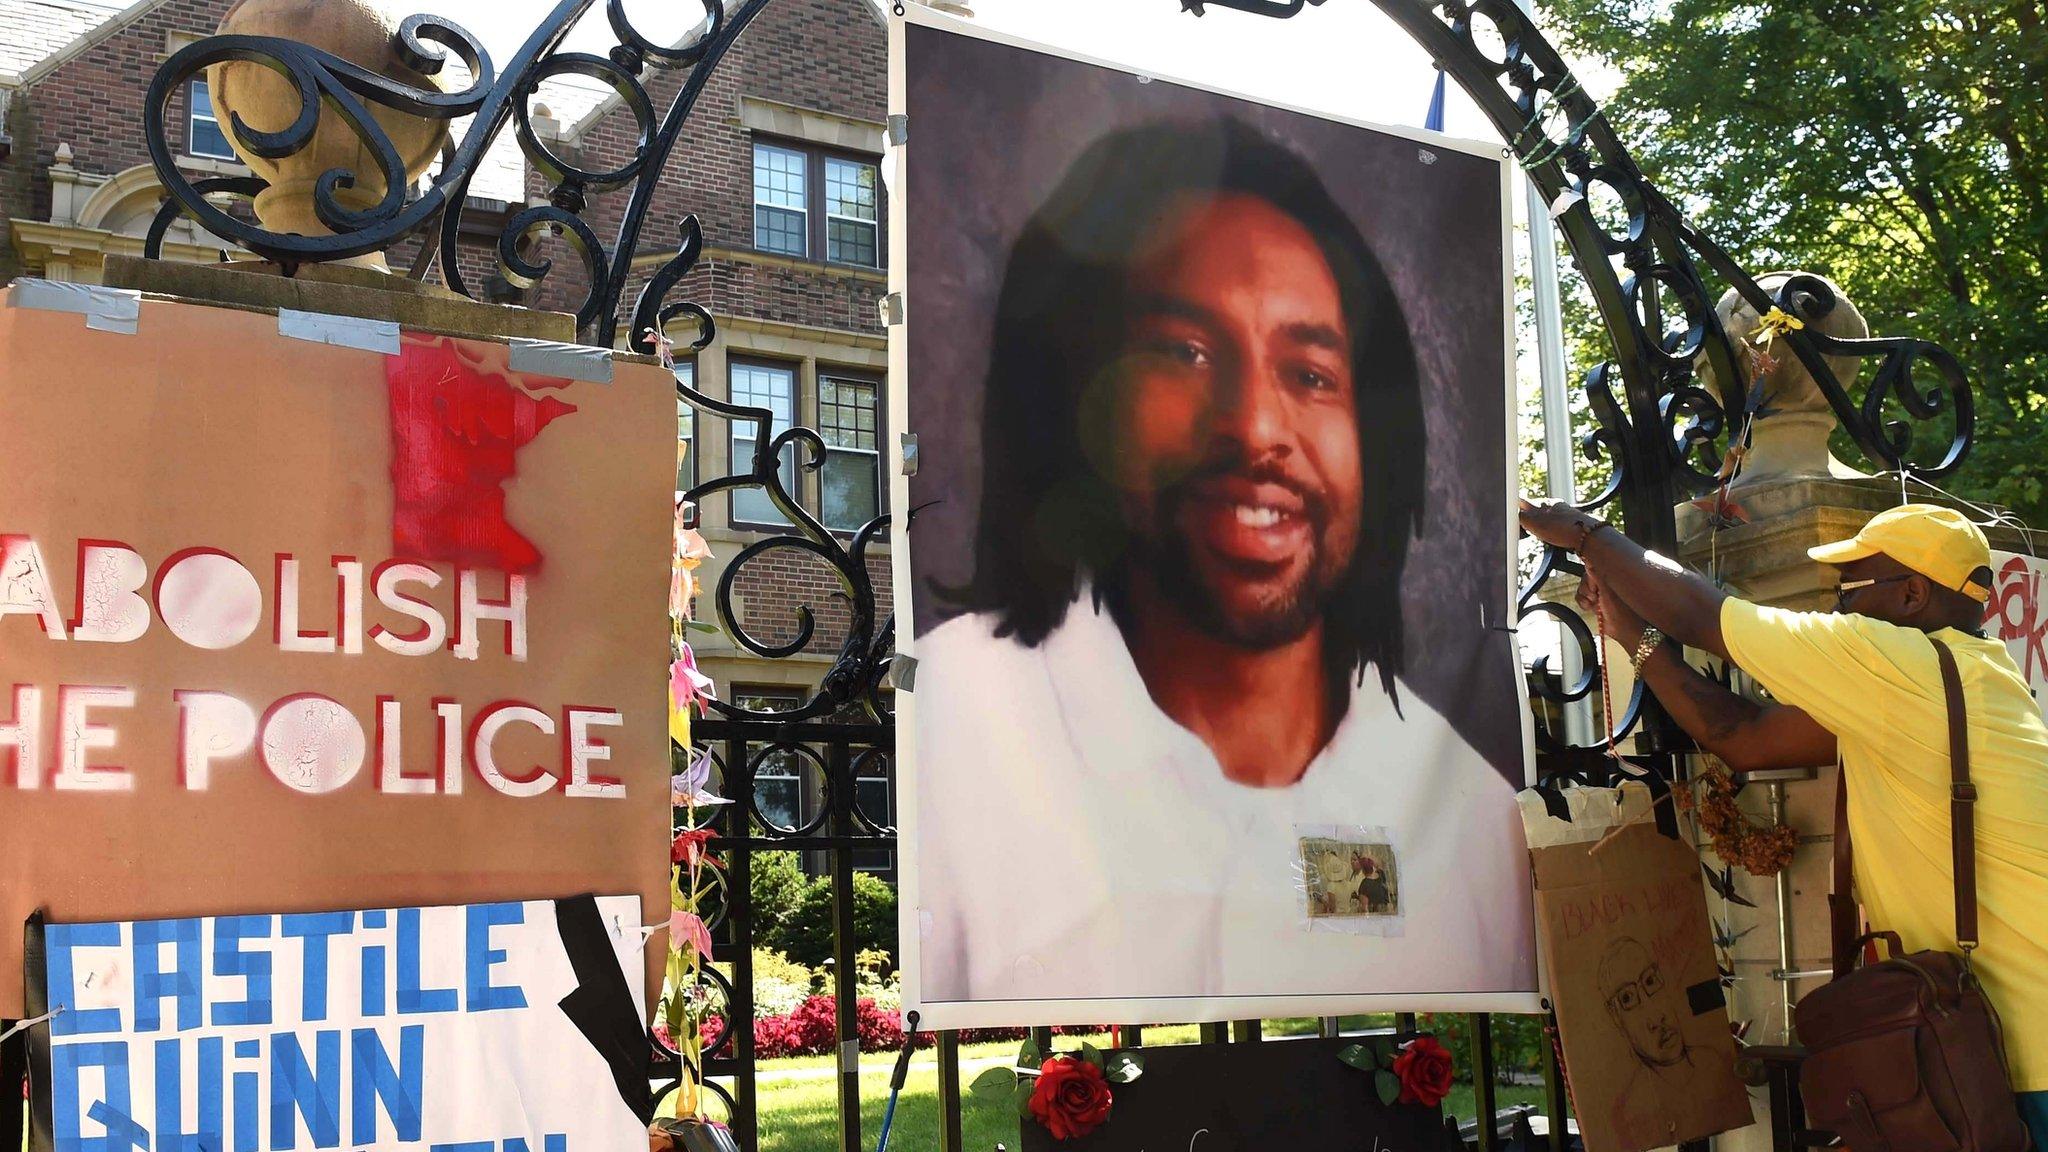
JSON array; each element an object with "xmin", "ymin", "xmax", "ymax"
[
  {"xmin": 816, "ymin": 369, "xmax": 886, "ymax": 534},
  {"xmin": 821, "ymin": 155, "xmax": 881, "ymax": 269},
  {"xmin": 749, "ymin": 137, "xmax": 885, "ymax": 270},
  {"xmin": 727, "ymin": 357, "xmax": 802, "ymax": 531},
  {"xmin": 674, "ymin": 358, "xmax": 697, "ymax": 496},
  {"xmin": 187, "ymin": 78, "xmax": 238, "ymax": 161},
  {"xmin": 732, "ymin": 685, "xmax": 809, "ymax": 834},
  {"xmin": 751, "ymin": 140, "xmax": 810, "ymax": 259}
]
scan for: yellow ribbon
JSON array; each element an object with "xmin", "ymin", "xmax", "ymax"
[{"xmin": 1751, "ymin": 306, "xmax": 1805, "ymax": 347}]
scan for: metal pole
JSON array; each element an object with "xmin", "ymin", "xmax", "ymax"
[
  {"xmin": 829, "ymin": 743, "xmax": 862, "ymax": 1152},
  {"xmin": 938, "ymin": 1030, "xmax": 964, "ymax": 1152},
  {"xmin": 1771, "ymin": 780, "xmax": 1795, "ymax": 1043},
  {"xmin": 1470, "ymin": 1014, "xmax": 1500, "ymax": 1152},
  {"xmin": 727, "ymin": 733, "xmax": 760, "ymax": 1151},
  {"xmin": 1512, "ymin": 0, "xmax": 1590, "ymax": 749}
]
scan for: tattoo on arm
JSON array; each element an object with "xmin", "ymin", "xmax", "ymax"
[{"xmin": 1674, "ymin": 668, "xmax": 1760, "ymax": 742}]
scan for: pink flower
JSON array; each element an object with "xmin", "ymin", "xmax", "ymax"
[
  {"xmin": 668, "ymin": 910, "xmax": 714, "ymax": 963},
  {"xmin": 669, "ymin": 646, "xmax": 716, "ymax": 714}
]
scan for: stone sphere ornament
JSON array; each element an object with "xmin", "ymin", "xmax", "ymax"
[
  {"xmin": 1695, "ymin": 270, "xmax": 1871, "ymax": 488},
  {"xmin": 206, "ymin": 0, "xmax": 450, "ymax": 267}
]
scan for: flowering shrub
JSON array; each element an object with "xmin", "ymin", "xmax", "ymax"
[
  {"xmin": 715, "ymin": 995, "xmax": 927, "ymax": 1059},
  {"xmin": 751, "ymin": 948, "xmax": 818, "ymax": 1019}
]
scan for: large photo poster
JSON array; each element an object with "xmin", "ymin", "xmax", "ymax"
[{"xmin": 889, "ymin": 12, "xmax": 1538, "ymax": 1027}]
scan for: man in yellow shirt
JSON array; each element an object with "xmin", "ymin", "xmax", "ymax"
[{"xmin": 1520, "ymin": 500, "xmax": 2048, "ymax": 1142}]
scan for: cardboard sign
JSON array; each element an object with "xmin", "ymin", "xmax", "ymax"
[
  {"xmin": 27, "ymin": 896, "xmax": 648, "ymax": 1151},
  {"xmin": 0, "ymin": 289, "xmax": 675, "ymax": 1017},
  {"xmin": 1015, "ymin": 1037, "xmax": 1456, "ymax": 1152},
  {"xmin": 1985, "ymin": 550, "xmax": 2048, "ymax": 721},
  {"xmin": 1520, "ymin": 785, "xmax": 1754, "ymax": 1152}
]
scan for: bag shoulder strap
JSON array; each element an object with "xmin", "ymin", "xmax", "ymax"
[
  {"xmin": 1830, "ymin": 759, "xmax": 1856, "ymax": 978},
  {"xmin": 1930, "ymin": 636, "xmax": 1979, "ymax": 951}
]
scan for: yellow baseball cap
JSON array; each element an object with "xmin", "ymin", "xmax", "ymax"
[{"xmin": 1807, "ymin": 504, "xmax": 1993, "ymax": 602}]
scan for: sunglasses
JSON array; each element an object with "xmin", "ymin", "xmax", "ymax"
[{"xmin": 1834, "ymin": 574, "xmax": 1914, "ymax": 606}]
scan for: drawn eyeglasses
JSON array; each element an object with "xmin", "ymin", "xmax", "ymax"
[{"xmin": 1605, "ymin": 963, "xmax": 1666, "ymax": 1013}]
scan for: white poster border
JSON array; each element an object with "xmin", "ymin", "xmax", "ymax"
[{"xmin": 887, "ymin": 5, "xmax": 1541, "ymax": 1030}]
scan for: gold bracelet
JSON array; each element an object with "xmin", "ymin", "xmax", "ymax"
[{"xmin": 1630, "ymin": 626, "xmax": 1665, "ymax": 676}]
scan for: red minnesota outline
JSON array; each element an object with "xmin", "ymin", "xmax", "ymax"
[{"xmin": 385, "ymin": 334, "xmax": 577, "ymax": 574}]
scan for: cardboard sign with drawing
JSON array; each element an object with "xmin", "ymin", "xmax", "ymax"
[{"xmin": 1521, "ymin": 783, "xmax": 1754, "ymax": 1152}]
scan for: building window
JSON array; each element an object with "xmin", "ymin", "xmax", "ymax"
[
  {"xmin": 734, "ymin": 687, "xmax": 806, "ymax": 832},
  {"xmin": 819, "ymin": 375, "xmax": 881, "ymax": 531},
  {"xmin": 675, "ymin": 360, "xmax": 695, "ymax": 493},
  {"xmin": 729, "ymin": 361, "xmax": 798, "ymax": 527},
  {"xmin": 824, "ymin": 157, "xmax": 879, "ymax": 267},
  {"xmin": 188, "ymin": 79, "xmax": 236, "ymax": 160},
  {"xmin": 852, "ymin": 752, "xmax": 895, "ymax": 876},
  {"xmin": 752, "ymin": 140, "xmax": 883, "ymax": 268},
  {"xmin": 753, "ymin": 143, "xmax": 808, "ymax": 257}
]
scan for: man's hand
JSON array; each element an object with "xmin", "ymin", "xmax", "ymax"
[
  {"xmin": 1519, "ymin": 498, "xmax": 1610, "ymax": 551},
  {"xmin": 1576, "ymin": 568, "xmax": 1648, "ymax": 644}
]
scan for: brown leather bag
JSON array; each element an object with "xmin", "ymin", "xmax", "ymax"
[{"xmin": 1794, "ymin": 638, "xmax": 2029, "ymax": 1152}]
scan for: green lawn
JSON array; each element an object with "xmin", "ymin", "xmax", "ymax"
[{"xmin": 736, "ymin": 1023, "xmax": 1555, "ymax": 1152}]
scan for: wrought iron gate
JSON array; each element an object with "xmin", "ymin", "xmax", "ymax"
[{"xmin": 0, "ymin": 1, "xmax": 1978, "ymax": 1150}]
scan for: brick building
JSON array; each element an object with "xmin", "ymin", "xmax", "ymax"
[{"xmin": 1, "ymin": 0, "xmax": 897, "ymax": 851}]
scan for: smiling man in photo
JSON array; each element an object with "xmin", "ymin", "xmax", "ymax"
[{"xmin": 912, "ymin": 117, "xmax": 1532, "ymax": 1008}]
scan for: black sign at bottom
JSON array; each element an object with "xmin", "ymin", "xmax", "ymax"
[{"xmin": 1017, "ymin": 1035, "xmax": 1460, "ymax": 1152}]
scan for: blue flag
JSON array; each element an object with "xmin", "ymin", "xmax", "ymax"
[{"xmin": 1424, "ymin": 69, "xmax": 1447, "ymax": 132}]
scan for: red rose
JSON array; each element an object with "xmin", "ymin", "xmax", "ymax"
[
  {"xmin": 1392, "ymin": 1036, "xmax": 1456, "ymax": 1108},
  {"xmin": 1029, "ymin": 1055, "xmax": 1113, "ymax": 1141}
]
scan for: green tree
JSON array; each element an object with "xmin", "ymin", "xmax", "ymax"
[
  {"xmin": 777, "ymin": 870, "xmax": 899, "ymax": 971},
  {"xmin": 1536, "ymin": 0, "xmax": 2048, "ymax": 521},
  {"xmin": 749, "ymin": 849, "xmax": 811, "ymax": 957}
]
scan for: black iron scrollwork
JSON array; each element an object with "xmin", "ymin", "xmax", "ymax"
[{"xmin": 143, "ymin": 0, "xmax": 771, "ymax": 347}]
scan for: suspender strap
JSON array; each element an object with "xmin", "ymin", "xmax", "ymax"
[{"xmin": 1930, "ymin": 637, "xmax": 1980, "ymax": 951}]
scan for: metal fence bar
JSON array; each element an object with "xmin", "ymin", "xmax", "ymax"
[
  {"xmin": 1199, "ymin": 1022, "xmax": 1230, "ymax": 1045},
  {"xmin": 726, "ymin": 732, "xmax": 760, "ymax": 1150},
  {"xmin": 1123, "ymin": 1023, "xmax": 1145, "ymax": 1047},
  {"xmin": 1319, "ymin": 1016, "xmax": 1343, "ymax": 1039},
  {"xmin": 1470, "ymin": 1014, "xmax": 1499, "ymax": 1152},
  {"xmin": 1541, "ymin": 1011, "xmax": 1570, "ymax": 1152},
  {"xmin": 829, "ymin": 741, "xmax": 862, "ymax": 1152},
  {"xmin": 938, "ymin": 1030, "xmax": 964, "ymax": 1152},
  {"xmin": 1, "ymin": 1023, "xmax": 22, "ymax": 1152},
  {"xmin": 1231, "ymin": 1020, "xmax": 1263, "ymax": 1043}
]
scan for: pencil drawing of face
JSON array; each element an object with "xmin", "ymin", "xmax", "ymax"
[{"xmin": 1599, "ymin": 937, "xmax": 1686, "ymax": 1067}]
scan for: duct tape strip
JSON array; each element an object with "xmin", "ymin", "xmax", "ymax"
[
  {"xmin": 9, "ymin": 279, "xmax": 141, "ymax": 334},
  {"xmin": 839, "ymin": 1039, "xmax": 862, "ymax": 1077},
  {"xmin": 890, "ymin": 654, "xmax": 919, "ymax": 692},
  {"xmin": 879, "ymin": 292, "xmax": 905, "ymax": 326},
  {"xmin": 278, "ymin": 309, "xmax": 401, "ymax": 355},
  {"xmin": 900, "ymin": 432, "xmax": 921, "ymax": 476},
  {"xmin": 887, "ymin": 113, "xmax": 909, "ymax": 146},
  {"xmin": 509, "ymin": 337, "xmax": 614, "ymax": 383}
]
